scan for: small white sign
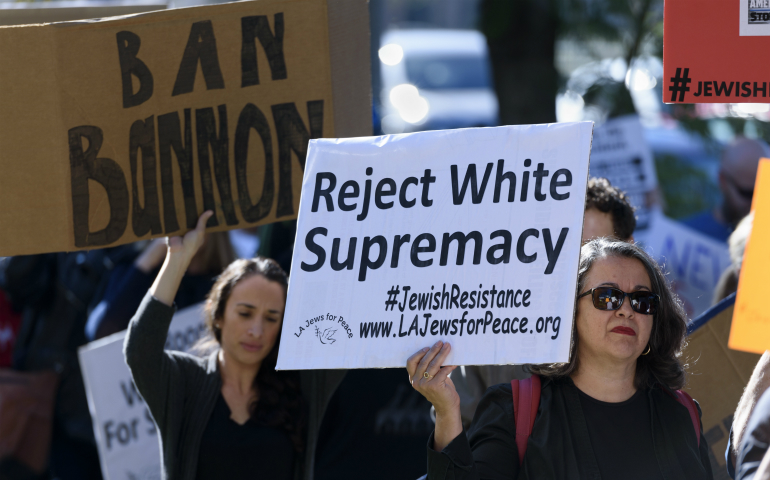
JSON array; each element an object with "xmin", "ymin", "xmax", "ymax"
[
  {"xmin": 589, "ymin": 115, "xmax": 658, "ymax": 229},
  {"xmin": 636, "ymin": 211, "xmax": 731, "ymax": 318},
  {"xmin": 79, "ymin": 303, "xmax": 207, "ymax": 480},
  {"xmin": 740, "ymin": 0, "xmax": 770, "ymax": 36},
  {"xmin": 277, "ymin": 123, "xmax": 593, "ymax": 370}
]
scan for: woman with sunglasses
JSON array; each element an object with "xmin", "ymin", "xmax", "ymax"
[{"xmin": 407, "ymin": 238, "xmax": 712, "ymax": 480}]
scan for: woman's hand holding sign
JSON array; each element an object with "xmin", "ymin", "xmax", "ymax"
[
  {"xmin": 167, "ymin": 211, "xmax": 213, "ymax": 264},
  {"xmin": 150, "ymin": 211, "xmax": 213, "ymax": 306},
  {"xmin": 407, "ymin": 341, "xmax": 463, "ymax": 452}
]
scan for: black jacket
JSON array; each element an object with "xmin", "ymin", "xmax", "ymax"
[
  {"xmin": 427, "ymin": 376, "xmax": 713, "ymax": 480},
  {"xmin": 124, "ymin": 294, "xmax": 346, "ymax": 480},
  {"xmin": 0, "ymin": 247, "xmax": 136, "ymax": 443}
]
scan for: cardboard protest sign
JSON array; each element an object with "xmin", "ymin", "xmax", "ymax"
[
  {"xmin": 589, "ymin": 115, "xmax": 658, "ymax": 229},
  {"xmin": 276, "ymin": 123, "xmax": 593, "ymax": 370},
  {"xmin": 684, "ymin": 294, "xmax": 761, "ymax": 478},
  {"xmin": 729, "ymin": 159, "xmax": 770, "ymax": 354},
  {"xmin": 79, "ymin": 303, "xmax": 206, "ymax": 480},
  {"xmin": 0, "ymin": 0, "xmax": 370, "ymax": 256},
  {"xmin": 0, "ymin": 1, "xmax": 166, "ymax": 27},
  {"xmin": 635, "ymin": 210, "xmax": 731, "ymax": 318},
  {"xmin": 663, "ymin": 0, "xmax": 770, "ymax": 103}
]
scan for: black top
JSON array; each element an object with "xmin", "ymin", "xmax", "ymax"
[
  {"xmin": 577, "ymin": 388, "xmax": 664, "ymax": 480},
  {"xmin": 196, "ymin": 393, "xmax": 295, "ymax": 480},
  {"xmin": 426, "ymin": 377, "xmax": 712, "ymax": 480},
  {"xmin": 124, "ymin": 294, "xmax": 346, "ymax": 480},
  {"xmin": 315, "ymin": 369, "xmax": 435, "ymax": 480}
]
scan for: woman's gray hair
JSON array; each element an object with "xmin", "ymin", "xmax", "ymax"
[{"xmin": 529, "ymin": 238, "xmax": 689, "ymax": 391}]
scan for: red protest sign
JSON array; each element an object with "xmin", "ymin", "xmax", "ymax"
[{"xmin": 663, "ymin": 0, "xmax": 770, "ymax": 104}]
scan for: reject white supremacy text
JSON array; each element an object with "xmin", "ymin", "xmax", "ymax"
[
  {"xmin": 300, "ymin": 158, "xmax": 574, "ymax": 281},
  {"xmin": 278, "ymin": 123, "xmax": 592, "ymax": 369}
]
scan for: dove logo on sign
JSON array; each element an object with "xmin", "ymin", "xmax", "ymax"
[
  {"xmin": 293, "ymin": 312, "xmax": 354, "ymax": 341},
  {"xmin": 315, "ymin": 325, "xmax": 337, "ymax": 345}
]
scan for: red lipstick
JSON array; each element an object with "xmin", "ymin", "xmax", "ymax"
[{"xmin": 610, "ymin": 326, "xmax": 636, "ymax": 336}]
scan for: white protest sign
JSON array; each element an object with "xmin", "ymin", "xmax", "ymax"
[
  {"xmin": 589, "ymin": 115, "xmax": 658, "ymax": 229},
  {"xmin": 276, "ymin": 123, "xmax": 593, "ymax": 370},
  {"xmin": 79, "ymin": 303, "xmax": 206, "ymax": 480},
  {"xmin": 635, "ymin": 211, "xmax": 731, "ymax": 318}
]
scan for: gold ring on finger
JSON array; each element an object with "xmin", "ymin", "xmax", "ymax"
[{"xmin": 423, "ymin": 372, "xmax": 433, "ymax": 379}]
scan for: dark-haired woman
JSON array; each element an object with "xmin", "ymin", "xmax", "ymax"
[
  {"xmin": 124, "ymin": 212, "xmax": 342, "ymax": 480},
  {"xmin": 407, "ymin": 238, "xmax": 713, "ymax": 479}
]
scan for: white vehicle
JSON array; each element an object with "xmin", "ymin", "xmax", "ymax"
[{"xmin": 378, "ymin": 29, "xmax": 498, "ymax": 134}]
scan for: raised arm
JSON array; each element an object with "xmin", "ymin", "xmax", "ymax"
[
  {"xmin": 407, "ymin": 341, "xmax": 463, "ymax": 452},
  {"xmin": 150, "ymin": 211, "xmax": 212, "ymax": 306},
  {"xmin": 123, "ymin": 212, "xmax": 212, "ymax": 429},
  {"xmin": 407, "ymin": 343, "xmax": 519, "ymax": 480}
]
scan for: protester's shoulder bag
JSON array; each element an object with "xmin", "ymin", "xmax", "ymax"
[
  {"xmin": 510, "ymin": 375, "xmax": 541, "ymax": 464},
  {"xmin": 510, "ymin": 375, "xmax": 701, "ymax": 464},
  {"xmin": 0, "ymin": 369, "xmax": 59, "ymax": 476}
]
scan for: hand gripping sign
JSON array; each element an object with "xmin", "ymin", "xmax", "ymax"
[{"xmin": 276, "ymin": 123, "xmax": 593, "ymax": 370}]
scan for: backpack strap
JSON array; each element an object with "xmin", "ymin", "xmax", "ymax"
[
  {"xmin": 511, "ymin": 375, "xmax": 541, "ymax": 465},
  {"xmin": 675, "ymin": 390, "xmax": 701, "ymax": 448}
]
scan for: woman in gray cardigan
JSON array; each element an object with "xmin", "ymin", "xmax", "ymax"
[{"xmin": 124, "ymin": 212, "xmax": 344, "ymax": 480}]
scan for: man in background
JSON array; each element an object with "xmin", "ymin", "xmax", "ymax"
[
  {"xmin": 582, "ymin": 177, "xmax": 637, "ymax": 243},
  {"xmin": 452, "ymin": 177, "xmax": 637, "ymax": 427},
  {"xmin": 684, "ymin": 137, "xmax": 770, "ymax": 242}
]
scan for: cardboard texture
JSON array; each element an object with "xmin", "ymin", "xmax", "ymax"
[
  {"xmin": 0, "ymin": 1, "xmax": 167, "ymax": 27},
  {"xmin": 663, "ymin": 0, "xmax": 770, "ymax": 104},
  {"xmin": 685, "ymin": 295, "xmax": 761, "ymax": 479},
  {"xmin": 730, "ymin": 159, "xmax": 770, "ymax": 354},
  {"xmin": 0, "ymin": 0, "xmax": 370, "ymax": 256}
]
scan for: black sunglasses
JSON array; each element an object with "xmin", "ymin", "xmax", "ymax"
[{"xmin": 577, "ymin": 287, "xmax": 659, "ymax": 315}]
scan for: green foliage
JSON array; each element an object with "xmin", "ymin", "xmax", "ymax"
[
  {"xmin": 654, "ymin": 153, "xmax": 720, "ymax": 219},
  {"xmin": 477, "ymin": 0, "xmax": 518, "ymax": 39},
  {"xmin": 558, "ymin": 0, "xmax": 662, "ymax": 56},
  {"xmin": 669, "ymin": 104, "xmax": 770, "ymax": 144},
  {"xmin": 581, "ymin": 79, "xmax": 637, "ymax": 118}
]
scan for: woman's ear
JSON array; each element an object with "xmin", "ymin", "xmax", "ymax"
[{"xmin": 213, "ymin": 313, "xmax": 224, "ymax": 331}]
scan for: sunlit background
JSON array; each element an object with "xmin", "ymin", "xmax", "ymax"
[
  {"xmin": 2, "ymin": 0, "xmax": 767, "ymax": 224},
  {"xmin": 0, "ymin": 3, "xmax": 759, "ymax": 477}
]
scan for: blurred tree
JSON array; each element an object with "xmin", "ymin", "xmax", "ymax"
[
  {"xmin": 478, "ymin": 0, "xmax": 559, "ymax": 125},
  {"xmin": 560, "ymin": 0, "xmax": 656, "ymax": 119},
  {"xmin": 479, "ymin": 0, "xmax": 659, "ymax": 125},
  {"xmin": 655, "ymin": 153, "xmax": 721, "ymax": 219}
]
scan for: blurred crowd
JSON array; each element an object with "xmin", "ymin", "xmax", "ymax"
[
  {"xmin": 0, "ymin": 133, "xmax": 766, "ymax": 480},
  {"xmin": 3, "ymin": 1, "xmax": 770, "ymax": 479}
]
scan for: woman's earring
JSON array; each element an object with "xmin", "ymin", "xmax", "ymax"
[{"xmin": 641, "ymin": 344, "xmax": 651, "ymax": 356}]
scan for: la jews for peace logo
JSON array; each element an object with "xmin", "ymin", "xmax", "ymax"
[
  {"xmin": 315, "ymin": 325, "xmax": 337, "ymax": 344},
  {"xmin": 293, "ymin": 312, "xmax": 354, "ymax": 345}
]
